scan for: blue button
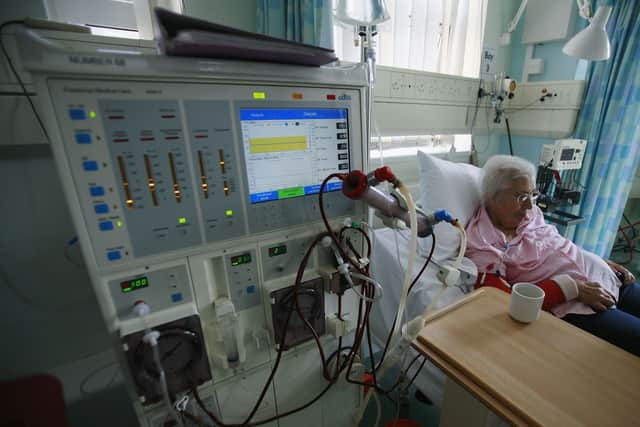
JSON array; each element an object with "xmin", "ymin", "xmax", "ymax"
[
  {"xmin": 107, "ymin": 250, "xmax": 121, "ymax": 261},
  {"xmin": 90, "ymin": 186, "xmax": 105, "ymax": 197},
  {"xmin": 83, "ymin": 161, "xmax": 99, "ymax": 171},
  {"xmin": 75, "ymin": 133, "xmax": 92, "ymax": 144},
  {"xmin": 69, "ymin": 109, "xmax": 86, "ymax": 120},
  {"xmin": 246, "ymin": 285, "xmax": 256, "ymax": 294},
  {"xmin": 99, "ymin": 221, "xmax": 114, "ymax": 231},
  {"xmin": 94, "ymin": 203, "xmax": 109, "ymax": 214},
  {"xmin": 171, "ymin": 292, "xmax": 183, "ymax": 303}
]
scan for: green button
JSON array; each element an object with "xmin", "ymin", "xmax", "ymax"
[{"xmin": 277, "ymin": 187, "xmax": 304, "ymax": 199}]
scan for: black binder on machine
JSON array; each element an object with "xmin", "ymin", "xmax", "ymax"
[{"xmin": 154, "ymin": 7, "xmax": 338, "ymax": 67}]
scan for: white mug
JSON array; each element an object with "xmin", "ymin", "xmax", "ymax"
[{"xmin": 509, "ymin": 283, "xmax": 545, "ymax": 323}]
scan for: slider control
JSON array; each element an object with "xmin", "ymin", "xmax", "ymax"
[
  {"xmin": 168, "ymin": 152, "xmax": 182, "ymax": 203},
  {"xmin": 117, "ymin": 155, "xmax": 134, "ymax": 208},
  {"xmin": 143, "ymin": 154, "xmax": 158, "ymax": 206},
  {"xmin": 197, "ymin": 150, "xmax": 209, "ymax": 199},
  {"xmin": 218, "ymin": 149, "xmax": 226, "ymax": 174}
]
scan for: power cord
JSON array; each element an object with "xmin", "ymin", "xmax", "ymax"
[{"xmin": 0, "ymin": 20, "xmax": 49, "ymax": 141}]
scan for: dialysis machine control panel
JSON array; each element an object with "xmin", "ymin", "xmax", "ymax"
[{"xmin": 49, "ymin": 80, "xmax": 362, "ymax": 268}]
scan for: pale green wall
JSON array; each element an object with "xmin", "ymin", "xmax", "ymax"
[
  {"xmin": 471, "ymin": 0, "xmax": 517, "ymax": 165},
  {"xmin": 0, "ymin": 1, "xmax": 47, "ymax": 22},
  {"xmin": 184, "ymin": 0, "xmax": 258, "ymax": 32}
]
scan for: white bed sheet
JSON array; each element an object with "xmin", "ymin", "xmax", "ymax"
[{"xmin": 369, "ymin": 227, "xmax": 476, "ymax": 406}]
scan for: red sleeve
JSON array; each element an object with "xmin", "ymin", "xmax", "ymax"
[{"xmin": 475, "ymin": 273, "xmax": 566, "ymax": 311}]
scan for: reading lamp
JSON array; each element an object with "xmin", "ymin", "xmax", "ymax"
[
  {"xmin": 501, "ymin": 0, "xmax": 611, "ymax": 61},
  {"xmin": 563, "ymin": 4, "xmax": 611, "ymax": 61}
]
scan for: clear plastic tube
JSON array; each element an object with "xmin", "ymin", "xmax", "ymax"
[
  {"xmin": 219, "ymin": 312, "xmax": 240, "ymax": 365},
  {"xmin": 392, "ymin": 182, "xmax": 418, "ymax": 342},
  {"xmin": 349, "ymin": 272, "xmax": 384, "ymax": 302},
  {"xmin": 151, "ymin": 336, "xmax": 185, "ymax": 427},
  {"xmin": 454, "ymin": 221, "xmax": 467, "ymax": 268}
]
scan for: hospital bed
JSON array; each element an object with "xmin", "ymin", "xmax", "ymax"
[
  {"xmin": 369, "ymin": 151, "xmax": 483, "ymax": 406},
  {"xmin": 369, "ymin": 227, "xmax": 477, "ymax": 406}
]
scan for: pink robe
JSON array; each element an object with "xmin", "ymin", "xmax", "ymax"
[{"xmin": 465, "ymin": 205, "xmax": 621, "ymax": 317}]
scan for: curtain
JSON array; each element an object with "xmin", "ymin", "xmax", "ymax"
[
  {"xmin": 332, "ymin": 0, "xmax": 486, "ymax": 78},
  {"xmin": 257, "ymin": 0, "xmax": 333, "ymax": 48},
  {"xmin": 572, "ymin": 0, "xmax": 640, "ymax": 256}
]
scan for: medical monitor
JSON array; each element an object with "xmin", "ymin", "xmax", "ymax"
[{"xmin": 239, "ymin": 108, "xmax": 349, "ymax": 204}]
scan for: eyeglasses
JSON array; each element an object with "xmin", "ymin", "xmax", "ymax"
[{"xmin": 514, "ymin": 191, "xmax": 540, "ymax": 204}]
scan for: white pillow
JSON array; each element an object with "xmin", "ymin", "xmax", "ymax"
[{"xmin": 417, "ymin": 151, "xmax": 482, "ymax": 261}]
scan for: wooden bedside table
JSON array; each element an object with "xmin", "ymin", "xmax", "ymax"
[{"xmin": 413, "ymin": 287, "xmax": 640, "ymax": 427}]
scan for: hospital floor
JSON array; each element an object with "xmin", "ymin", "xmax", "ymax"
[{"xmin": 358, "ymin": 362, "xmax": 440, "ymax": 427}]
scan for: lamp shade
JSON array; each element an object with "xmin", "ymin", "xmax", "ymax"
[
  {"xmin": 562, "ymin": 5, "xmax": 611, "ymax": 61},
  {"xmin": 334, "ymin": 0, "xmax": 390, "ymax": 26}
]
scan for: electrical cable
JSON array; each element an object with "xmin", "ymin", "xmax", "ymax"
[
  {"xmin": 0, "ymin": 20, "xmax": 50, "ymax": 142},
  {"xmin": 374, "ymin": 232, "xmax": 436, "ymax": 372},
  {"xmin": 63, "ymin": 236, "xmax": 85, "ymax": 269},
  {"xmin": 623, "ymin": 214, "xmax": 637, "ymax": 239},
  {"xmin": 0, "ymin": 260, "xmax": 91, "ymax": 313},
  {"xmin": 79, "ymin": 361, "xmax": 120, "ymax": 395},
  {"xmin": 371, "ymin": 384, "xmax": 382, "ymax": 427},
  {"xmin": 193, "ymin": 375, "xmax": 335, "ymax": 427},
  {"xmin": 504, "ymin": 93, "xmax": 554, "ymax": 117},
  {"xmin": 386, "ymin": 354, "xmax": 422, "ymax": 394},
  {"xmin": 505, "ymin": 117, "xmax": 514, "ymax": 156},
  {"xmin": 470, "ymin": 79, "xmax": 487, "ymax": 154},
  {"xmin": 344, "ymin": 231, "xmax": 436, "ymax": 422},
  {"xmin": 403, "ymin": 356, "xmax": 428, "ymax": 392},
  {"xmin": 195, "ymin": 232, "xmax": 340, "ymax": 427},
  {"xmin": 616, "ymin": 226, "xmax": 634, "ymax": 265}
]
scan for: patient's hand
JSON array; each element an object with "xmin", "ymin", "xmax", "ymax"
[
  {"xmin": 577, "ymin": 281, "xmax": 615, "ymax": 311},
  {"xmin": 604, "ymin": 259, "xmax": 635, "ymax": 286}
]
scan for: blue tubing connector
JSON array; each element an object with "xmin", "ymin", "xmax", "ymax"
[{"xmin": 434, "ymin": 209, "xmax": 455, "ymax": 224}]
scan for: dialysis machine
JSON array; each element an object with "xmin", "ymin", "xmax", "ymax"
[{"xmin": 18, "ymin": 30, "xmax": 369, "ymax": 426}]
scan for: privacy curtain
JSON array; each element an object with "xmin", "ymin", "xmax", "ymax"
[
  {"xmin": 257, "ymin": 0, "xmax": 333, "ymax": 48},
  {"xmin": 572, "ymin": 0, "xmax": 640, "ymax": 256}
]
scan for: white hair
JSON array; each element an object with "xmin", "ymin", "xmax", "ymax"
[{"xmin": 481, "ymin": 155, "xmax": 536, "ymax": 205}]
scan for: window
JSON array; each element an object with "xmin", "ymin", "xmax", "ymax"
[
  {"xmin": 370, "ymin": 134, "xmax": 472, "ymax": 159},
  {"xmin": 333, "ymin": 0, "xmax": 487, "ymax": 78}
]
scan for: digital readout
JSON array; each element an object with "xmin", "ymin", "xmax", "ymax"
[
  {"xmin": 231, "ymin": 253, "xmax": 252, "ymax": 267},
  {"xmin": 120, "ymin": 276, "xmax": 149, "ymax": 293},
  {"xmin": 268, "ymin": 244, "xmax": 287, "ymax": 257}
]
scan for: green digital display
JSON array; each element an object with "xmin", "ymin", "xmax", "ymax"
[
  {"xmin": 231, "ymin": 253, "xmax": 252, "ymax": 267},
  {"xmin": 120, "ymin": 276, "xmax": 149, "ymax": 293},
  {"xmin": 268, "ymin": 244, "xmax": 287, "ymax": 257}
]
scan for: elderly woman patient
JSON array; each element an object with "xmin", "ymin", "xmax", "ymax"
[{"xmin": 465, "ymin": 155, "xmax": 640, "ymax": 356}]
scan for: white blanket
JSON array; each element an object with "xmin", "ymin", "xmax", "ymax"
[{"xmin": 369, "ymin": 228, "xmax": 476, "ymax": 406}]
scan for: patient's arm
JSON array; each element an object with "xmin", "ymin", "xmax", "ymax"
[{"xmin": 474, "ymin": 273, "xmax": 567, "ymax": 311}]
